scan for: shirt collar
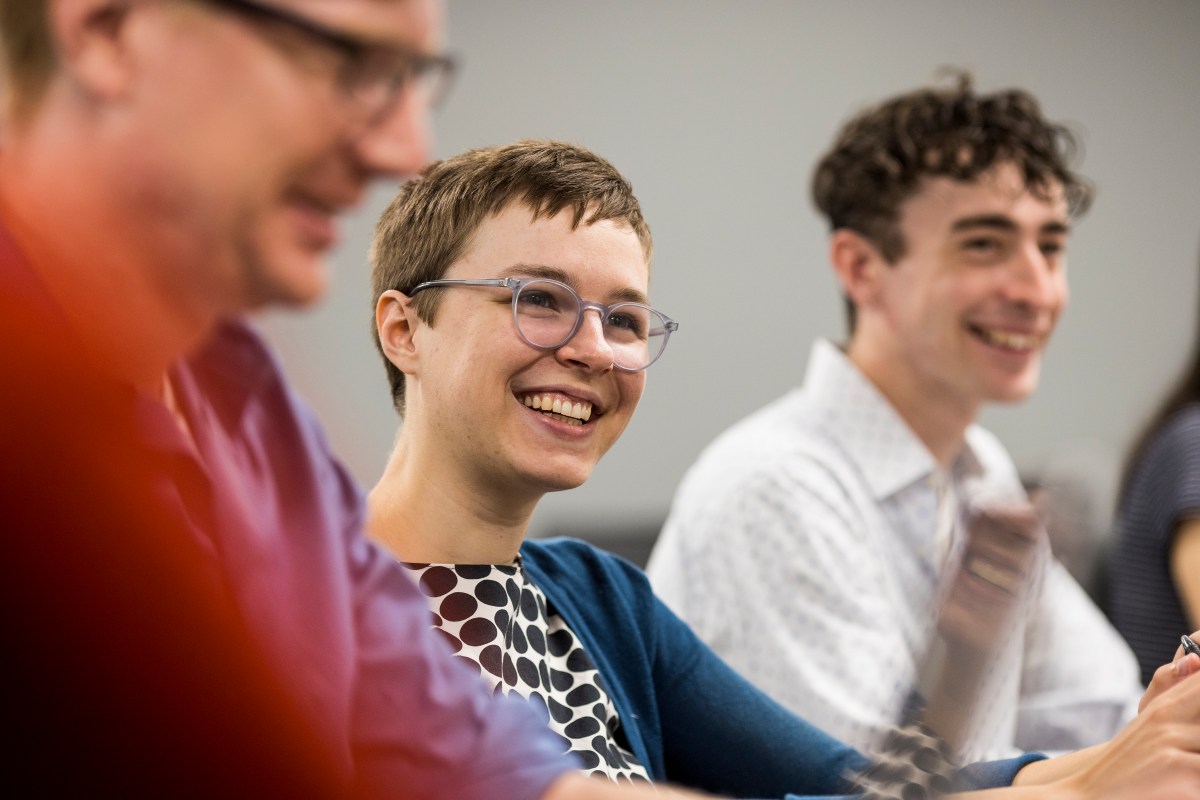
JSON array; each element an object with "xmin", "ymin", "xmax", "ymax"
[
  {"xmin": 115, "ymin": 318, "xmax": 273, "ymax": 460},
  {"xmin": 802, "ymin": 338, "xmax": 984, "ymax": 499},
  {"xmin": 172, "ymin": 318, "xmax": 279, "ymax": 428}
]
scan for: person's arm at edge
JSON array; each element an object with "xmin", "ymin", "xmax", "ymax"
[
  {"xmin": 1171, "ymin": 518, "xmax": 1200, "ymax": 629},
  {"xmin": 543, "ymin": 773, "xmax": 722, "ymax": 800},
  {"xmin": 648, "ymin": 579, "xmax": 868, "ymax": 797},
  {"xmin": 991, "ymin": 651, "xmax": 1200, "ymax": 793},
  {"xmin": 545, "ymin": 653, "xmax": 1200, "ymax": 800}
]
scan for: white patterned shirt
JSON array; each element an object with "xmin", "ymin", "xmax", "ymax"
[{"xmin": 647, "ymin": 339, "xmax": 1142, "ymax": 761}]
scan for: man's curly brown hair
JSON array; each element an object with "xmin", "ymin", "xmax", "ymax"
[{"xmin": 811, "ymin": 70, "xmax": 1093, "ymax": 331}]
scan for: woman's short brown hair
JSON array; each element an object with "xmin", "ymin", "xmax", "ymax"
[{"xmin": 370, "ymin": 139, "xmax": 652, "ymax": 414}]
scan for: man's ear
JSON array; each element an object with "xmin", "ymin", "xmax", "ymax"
[
  {"xmin": 376, "ymin": 290, "xmax": 421, "ymax": 375},
  {"xmin": 50, "ymin": 0, "xmax": 140, "ymax": 99},
  {"xmin": 829, "ymin": 228, "xmax": 886, "ymax": 312}
]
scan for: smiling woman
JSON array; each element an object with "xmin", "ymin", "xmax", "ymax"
[
  {"xmin": 357, "ymin": 139, "xmax": 1058, "ymax": 797},
  {"xmin": 379, "ymin": 202, "xmax": 649, "ymax": 499}
]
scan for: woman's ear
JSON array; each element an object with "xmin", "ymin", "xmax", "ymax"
[
  {"xmin": 376, "ymin": 290, "xmax": 421, "ymax": 375},
  {"xmin": 829, "ymin": 228, "xmax": 886, "ymax": 311}
]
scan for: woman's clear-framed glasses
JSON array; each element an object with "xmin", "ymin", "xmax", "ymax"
[{"xmin": 408, "ymin": 277, "xmax": 679, "ymax": 372}]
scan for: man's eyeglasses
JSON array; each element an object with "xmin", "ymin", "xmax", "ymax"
[
  {"xmin": 408, "ymin": 277, "xmax": 679, "ymax": 372},
  {"xmin": 194, "ymin": 0, "xmax": 457, "ymax": 123}
]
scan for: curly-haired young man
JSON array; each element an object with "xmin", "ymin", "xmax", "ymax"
[{"xmin": 648, "ymin": 72, "xmax": 1143, "ymax": 761}]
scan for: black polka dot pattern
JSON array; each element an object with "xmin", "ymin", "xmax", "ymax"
[
  {"xmin": 403, "ymin": 559, "xmax": 649, "ymax": 783},
  {"xmin": 847, "ymin": 721, "xmax": 957, "ymax": 800}
]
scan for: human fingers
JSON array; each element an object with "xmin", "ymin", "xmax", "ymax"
[
  {"xmin": 1102, "ymin": 771, "xmax": 1200, "ymax": 800},
  {"xmin": 939, "ymin": 548, "xmax": 1033, "ymax": 655},
  {"xmin": 1142, "ymin": 652, "xmax": 1200, "ymax": 713},
  {"xmin": 968, "ymin": 501, "xmax": 1042, "ymax": 545},
  {"xmin": 1178, "ymin": 630, "xmax": 1200, "ymax": 661},
  {"xmin": 961, "ymin": 505, "xmax": 1042, "ymax": 592},
  {"xmin": 942, "ymin": 510, "xmax": 1039, "ymax": 637},
  {"xmin": 1131, "ymin": 679, "xmax": 1200, "ymax": 741},
  {"xmin": 961, "ymin": 501, "xmax": 1042, "ymax": 582},
  {"xmin": 1077, "ymin": 725, "xmax": 1200, "ymax": 797}
]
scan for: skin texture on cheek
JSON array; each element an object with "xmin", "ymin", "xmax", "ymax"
[{"xmin": 135, "ymin": 8, "xmax": 351, "ymax": 313}]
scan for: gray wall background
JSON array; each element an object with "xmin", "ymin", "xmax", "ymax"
[{"xmin": 260, "ymin": 0, "xmax": 1200, "ymax": 554}]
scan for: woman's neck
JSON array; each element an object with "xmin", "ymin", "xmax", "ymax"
[{"xmin": 367, "ymin": 436, "xmax": 539, "ymax": 565}]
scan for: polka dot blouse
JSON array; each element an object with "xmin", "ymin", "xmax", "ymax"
[{"xmin": 402, "ymin": 559, "xmax": 650, "ymax": 783}]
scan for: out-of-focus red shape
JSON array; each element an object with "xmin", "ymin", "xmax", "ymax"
[{"xmin": 0, "ymin": 224, "xmax": 345, "ymax": 797}]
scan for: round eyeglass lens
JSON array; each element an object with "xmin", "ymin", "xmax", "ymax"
[
  {"xmin": 603, "ymin": 303, "xmax": 658, "ymax": 370},
  {"xmin": 512, "ymin": 279, "xmax": 579, "ymax": 347},
  {"xmin": 345, "ymin": 52, "xmax": 454, "ymax": 121},
  {"xmin": 513, "ymin": 280, "xmax": 669, "ymax": 370}
]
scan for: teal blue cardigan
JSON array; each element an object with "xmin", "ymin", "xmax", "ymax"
[{"xmin": 520, "ymin": 537, "xmax": 1043, "ymax": 799}]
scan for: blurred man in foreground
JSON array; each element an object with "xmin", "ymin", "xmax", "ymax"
[{"xmin": 0, "ymin": 3, "xmax": 703, "ymax": 798}]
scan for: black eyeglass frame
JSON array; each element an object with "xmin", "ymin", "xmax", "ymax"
[
  {"xmin": 193, "ymin": 0, "xmax": 457, "ymax": 119},
  {"xmin": 408, "ymin": 277, "xmax": 680, "ymax": 372}
]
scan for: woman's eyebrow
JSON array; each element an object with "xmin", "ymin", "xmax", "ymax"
[{"xmin": 498, "ymin": 263, "xmax": 650, "ymax": 304}]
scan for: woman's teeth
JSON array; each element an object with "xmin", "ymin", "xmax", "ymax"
[{"xmin": 522, "ymin": 394, "xmax": 593, "ymax": 424}]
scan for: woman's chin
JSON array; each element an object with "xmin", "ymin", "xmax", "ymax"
[
  {"xmin": 524, "ymin": 465, "xmax": 594, "ymax": 495},
  {"xmin": 540, "ymin": 474, "xmax": 591, "ymax": 494}
]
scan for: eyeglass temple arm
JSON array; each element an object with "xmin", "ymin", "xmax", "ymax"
[{"xmin": 407, "ymin": 278, "xmax": 515, "ymax": 295}]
